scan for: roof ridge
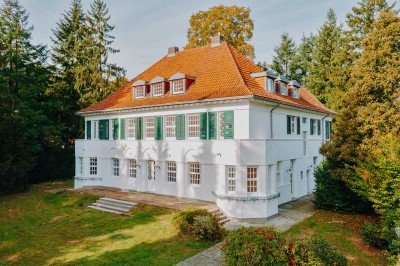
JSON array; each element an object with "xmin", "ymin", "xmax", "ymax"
[{"xmin": 224, "ymin": 42, "xmax": 254, "ymax": 95}]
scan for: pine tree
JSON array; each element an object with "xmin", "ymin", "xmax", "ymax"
[
  {"xmin": 307, "ymin": 9, "xmax": 344, "ymax": 107},
  {"xmin": 321, "ymin": 9, "xmax": 400, "ymax": 213},
  {"xmin": 0, "ymin": 0, "xmax": 59, "ymax": 194},
  {"xmin": 293, "ymin": 34, "xmax": 316, "ymax": 86},
  {"xmin": 75, "ymin": 0, "xmax": 126, "ymax": 108},
  {"xmin": 270, "ymin": 33, "xmax": 300, "ymax": 81}
]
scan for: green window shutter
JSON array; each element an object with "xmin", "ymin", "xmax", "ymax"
[
  {"xmin": 297, "ymin": 116, "xmax": 300, "ymax": 135},
  {"xmin": 86, "ymin": 121, "xmax": 91, "ymax": 140},
  {"xmin": 135, "ymin": 117, "xmax": 143, "ymax": 140},
  {"xmin": 112, "ymin": 119, "xmax": 119, "ymax": 140},
  {"xmin": 99, "ymin": 119, "xmax": 109, "ymax": 140},
  {"xmin": 155, "ymin": 116, "xmax": 163, "ymax": 140},
  {"xmin": 200, "ymin": 112, "xmax": 208, "ymax": 140},
  {"xmin": 208, "ymin": 112, "xmax": 217, "ymax": 139},
  {"xmin": 317, "ymin": 120, "xmax": 321, "ymax": 135},
  {"xmin": 310, "ymin": 119, "xmax": 314, "ymax": 135},
  {"xmin": 105, "ymin": 120, "xmax": 109, "ymax": 140},
  {"xmin": 175, "ymin": 114, "xmax": 185, "ymax": 140},
  {"xmin": 287, "ymin": 115, "xmax": 291, "ymax": 134},
  {"xmin": 120, "ymin": 118, "xmax": 126, "ymax": 140},
  {"xmin": 223, "ymin": 111, "xmax": 234, "ymax": 139}
]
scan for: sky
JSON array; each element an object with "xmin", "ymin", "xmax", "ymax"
[{"xmin": 18, "ymin": 0, "xmax": 395, "ymax": 78}]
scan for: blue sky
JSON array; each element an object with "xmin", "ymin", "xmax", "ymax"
[{"xmin": 19, "ymin": 0, "xmax": 395, "ymax": 77}]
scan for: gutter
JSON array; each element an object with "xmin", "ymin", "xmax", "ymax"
[{"xmin": 270, "ymin": 104, "xmax": 280, "ymax": 139}]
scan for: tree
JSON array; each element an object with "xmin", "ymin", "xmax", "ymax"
[
  {"xmin": 74, "ymin": 0, "xmax": 126, "ymax": 108},
  {"xmin": 306, "ymin": 9, "xmax": 344, "ymax": 108},
  {"xmin": 186, "ymin": 5, "xmax": 255, "ymax": 60},
  {"xmin": 0, "ymin": 0, "xmax": 60, "ymax": 194},
  {"xmin": 293, "ymin": 34, "xmax": 316, "ymax": 85},
  {"xmin": 321, "ymin": 9, "xmax": 400, "ymax": 214},
  {"xmin": 270, "ymin": 33, "xmax": 300, "ymax": 81}
]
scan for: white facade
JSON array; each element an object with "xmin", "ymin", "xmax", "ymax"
[{"xmin": 75, "ymin": 98, "xmax": 333, "ymax": 220}]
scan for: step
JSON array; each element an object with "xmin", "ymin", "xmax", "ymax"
[
  {"xmin": 97, "ymin": 199, "xmax": 137, "ymax": 209},
  {"xmin": 98, "ymin": 198, "xmax": 137, "ymax": 207},
  {"xmin": 91, "ymin": 202, "xmax": 132, "ymax": 213},
  {"xmin": 88, "ymin": 205, "xmax": 125, "ymax": 215},
  {"xmin": 219, "ymin": 218, "xmax": 230, "ymax": 225}
]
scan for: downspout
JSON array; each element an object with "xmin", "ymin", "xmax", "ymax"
[{"xmin": 270, "ymin": 104, "xmax": 280, "ymax": 139}]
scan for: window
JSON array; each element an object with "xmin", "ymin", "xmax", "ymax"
[
  {"xmin": 276, "ymin": 161, "xmax": 281, "ymax": 185},
  {"xmin": 89, "ymin": 158, "xmax": 97, "ymax": 176},
  {"xmin": 188, "ymin": 114, "xmax": 200, "ymax": 138},
  {"xmin": 165, "ymin": 115, "xmax": 176, "ymax": 138},
  {"xmin": 266, "ymin": 78, "xmax": 275, "ymax": 93},
  {"xmin": 302, "ymin": 117, "xmax": 307, "ymax": 124},
  {"xmin": 148, "ymin": 160, "xmax": 155, "ymax": 180},
  {"xmin": 172, "ymin": 80, "xmax": 184, "ymax": 94},
  {"xmin": 313, "ymin": 156, "xmax": 318, "ymax": 166},
  {"xmin": 226, "ymin": 166, "xmax": 236, "ymax": 192},
  {"xmin": 300, "ymin": 171, "xmax": 304, "ymax": 180},
  {"xmin": 167, "ymin": 161, "xmax": 177, "ymax": 182},
  {"xmin": 287, "ymin": 115, "xmax": 298, "ymax": 134},
  {"xmin": 152, "ymin": 83, "xmax": 164, "ymax": 96},
  {"xmin": 135, "ymin": 86, "xmax": 145, "ymax": 98},
  {"xmin": 93, "ymin": 121, "xmax": 98, "ymax": 139},
  {"xmin": 112, "ymin": 158, "xmax": 119, "ymax": 176},
  {"xmin": 146, "ymin": 117, "xmax": 155, "ymax": 138},
  {"xmin": 292, "ymin": 87, "xmax": 300, "ymax": 99},
  {"xmin": 189, "ymin": 162, "xmax": 200, "ymax": 185},
  {"xmin": 325, "ymin": 121, "xmax": 332, "ymax": 139},
  {"xmin": 78, "ymin": 157, "xmax": 83, "ymax": 175},
  {"xmin": 291, "ymin": 116, "xmax": 296, "ymax": 134},
  {"xmin": 129, "ymin": 159, "xmax": 137, "ymax": 178},
  {"xmin": 218, "ymin": 112, "xmax": 224, "ymax": 139},
  {"xmin": 312, "ymin": 120, "xmax": 317, "ymax": 135},
  {"xmin": 280, "ymin": 82, "xmax": 288, "ymax": 96},
  {"xmin": 127, "ymin": 118, "xmax": 136, "ymax": 139},
  {"xmin": 247, "ymin": 167, "xmax": 258, "ymax": 193}
]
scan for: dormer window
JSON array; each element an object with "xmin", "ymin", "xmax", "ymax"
[
  {"xmin": 250, "ymin": 70, "xmax": 276, "ymax": 94},
  {"xmin": 134, "ymin": 86, "xmax": 145, "ymax": 98},
  {"xmin": 151, "ymin": 83, "xmax": 164, "ymax": 96},
  {"xmin": 276, "ymin": 75, "xmax": 289, "ymax": 96},
  {"xmin": 289, "ymin": 80, "xmax": 301, "ymax": 99},
  {"xmin": 266, "ymin": 78, "xmax": 275, "ymax": 93},
  {"xmin": 172, "ymin": 79, "xmax": 185, "ymax": 94}
]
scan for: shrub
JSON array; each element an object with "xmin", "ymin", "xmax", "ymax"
[
  {"xmin": 222, "ymin": 227, "xmax": 289, "ymax": 265},
  {"xmin": 313, "ymin": 161, "xmax": 372, "ymax": 213},
  {"xmin": 360, "ymin": 222, "xmax": 387, "ymax": 248},
  {"xmin": 172, "ymin": 208, "xmax": 224, "ymax": 241},
  {"xmin": 222, "ymin": 227, "xmax": 348, "ymax": 266}
]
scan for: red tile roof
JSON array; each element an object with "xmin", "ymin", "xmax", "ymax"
[{"xmin": 78, "ymin": 42, "xmax": 335, "ymax": 114}]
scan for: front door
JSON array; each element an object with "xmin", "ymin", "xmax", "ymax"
[{"xmin": 147, "ymin": 160, "xmax": 156, "ymax": 192}]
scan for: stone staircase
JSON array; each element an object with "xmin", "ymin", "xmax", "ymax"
[
  {"xmin": 88, "ymin": 197, "xmax": 137, "ymax": 215},
  {"xmin": 209, "ymin": 208, "xmax": 230, "ymax": 225}
]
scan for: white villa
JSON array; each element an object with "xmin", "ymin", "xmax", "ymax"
[{"xmin": 75, "ymin": 36, "xmax": 335, "ymax": 220}]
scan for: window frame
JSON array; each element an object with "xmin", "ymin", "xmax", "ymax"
[
  {"xmin": 279, "ymin": 82, "xmax": 288, "ymax": 96},
  {"xmin": 151, "ymin": 82, "xmax": 164, "ymax": 97},
  {"xmin": 218, "ymin": 112, "xmax": 225, "ymax": 139},
  {"xmin": 165, "ymin": 115, "xmax": 176, "ymax": 139},
  {"xmin": 89, "ymin": 157, "xmax": 98, "ymax": 176},
  {"xmin": 172, "ymin": 79, "xmax": 185, "ymax": 94},
  {"xmin": 167, "ymin": 161, "xmax": 177, "ymax": 183},
  {"xmin": 187, "ymin": 113, "xmax": 200, "ymax": 139},
  {"xmin": 112, "ymin": 158, "xmax": 119, "ymax": 177},
  {"xmin": 226, "ymin": 165, "xmax": 236, "ymax": 193},
  {"xmin": 128, "ymin": 159, "xmax": 137, "ymax": 178},
  {"xmin": 134, "ymin": 85, "xmax": 145, "ymax": 99},
  {"xmin": 145, "ymin": 116, "xmax": 155, "ymax": 139},
  {"xmin": 92, "ymin": 121, "xmax": 99, "ymax": 140},
  {"xmin": 266, "ymin": 78, "xmax": 275, "ymax": 93},
  {"xmin": 189, "ymin": 162, "xmax": 200, "ymax": 185},
  {"xmin": 292, "ymin": 87, "xmax": 300, "ymax": 99},
  {"xmin": 127, "ymin": 118, "xmax": 136, "ymax": 139},
  {"xmin": 247, "ymin": 166, "xmax": 258, "ymax": 193}
]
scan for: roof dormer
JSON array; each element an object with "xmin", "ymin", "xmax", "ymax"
[
  {"xmin": 149, "ymin": 76, "xmax": 169, "ymax": 97},
  {"xmin": 251, "ymin": 70, "xmax": 277, "ymax": 93},
  {"xmin": 169, "ymin": 72, "xmax": 195, "ymax": 94},
  {"xmin": 276, "ymin": 75, "xmax": 289, "ymax": 96},
  {"xmin": 289, "ymin": 80, "xmax": 301, "ymax": 99},
  {"xmin": 132, "ymin": 80, "xmax": 148, "ymax": 99}
]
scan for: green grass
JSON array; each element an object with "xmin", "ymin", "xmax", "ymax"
[
  {"xmin": 287, "ymin": 210, "xmax": 382, "ymax": 266},
  {"xmin": 0, "ymin": 181, "xmax": 214, "ymax": 266}
]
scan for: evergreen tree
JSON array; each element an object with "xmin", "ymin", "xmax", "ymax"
[
  {"xmin": 293, "ymin": 34, "xmax": 316, "ymax": 86},
  {"xmin": 0, "ymin": 0, "xmax": 59, "ymax": 194},
  {"xmin": 75, "ymin": 0, "xmax": 126, "ymax": 108},
  {"xmin": 307, "ymin": 9, "xmax": 344, "ymax": 108},
  {"xmin": 321, "ymin": 9, "xmax": 400, "ymax": 213},
  {"xmin": 270, "ymin": 33, "xmax": 300, "ymax": 81}
]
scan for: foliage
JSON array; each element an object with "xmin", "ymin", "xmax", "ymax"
[
  {"xmin": 359, "ymin": 222, "xmax": 388, "ymax": 248},
  {"xmin": 222, "ymin": 227, "xmax": 347, "ymax": 266},
  {"xmin": 293, "ymin": 34, "xmax": 316, "ymax": 86},
  {"xmin": 313, "ymin": 161, "xmax": 373, "ymax": 213},
  {"xmin": 185, "ymin": 5, "xmax": 254, "ymax": 59},
  {"xmin": 270, "ymin": 33, "xmax": 299, "ymax": 81},
  {"xmin": 173, "ymin": 208, "xmax": 224, "ymax": 241}
]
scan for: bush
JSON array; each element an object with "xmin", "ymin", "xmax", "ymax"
[
  {"xmin": 222, "ymin": 227, "xmax": 347, "ymax": 266},
  {"xmin": 172, "ymin": 208, "xmax": 224, "ymax": 241},
  {"xmin": 359, "ymin": 222, "xmax": 387, "ymax": 248},
  {"xmin": 314, "ymin": 161, "xmax": 373, "ymax": 213}
]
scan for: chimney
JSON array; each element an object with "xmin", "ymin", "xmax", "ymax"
[
  {"xmin": 211, "ymin": 34, "xmax": 224, "ymax": 47},
  {"xmin": 167, "ymin": 46, "xmax": 179, "ymax": 57}
]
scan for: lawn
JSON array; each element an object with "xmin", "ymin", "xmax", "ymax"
[
  {"xmin": 0, "ymin": 181, "xmax": 214, "ymax": 266},
  {"xmin": 287, "ymin": 210, "xmax": 382, "ymax": 266}
]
